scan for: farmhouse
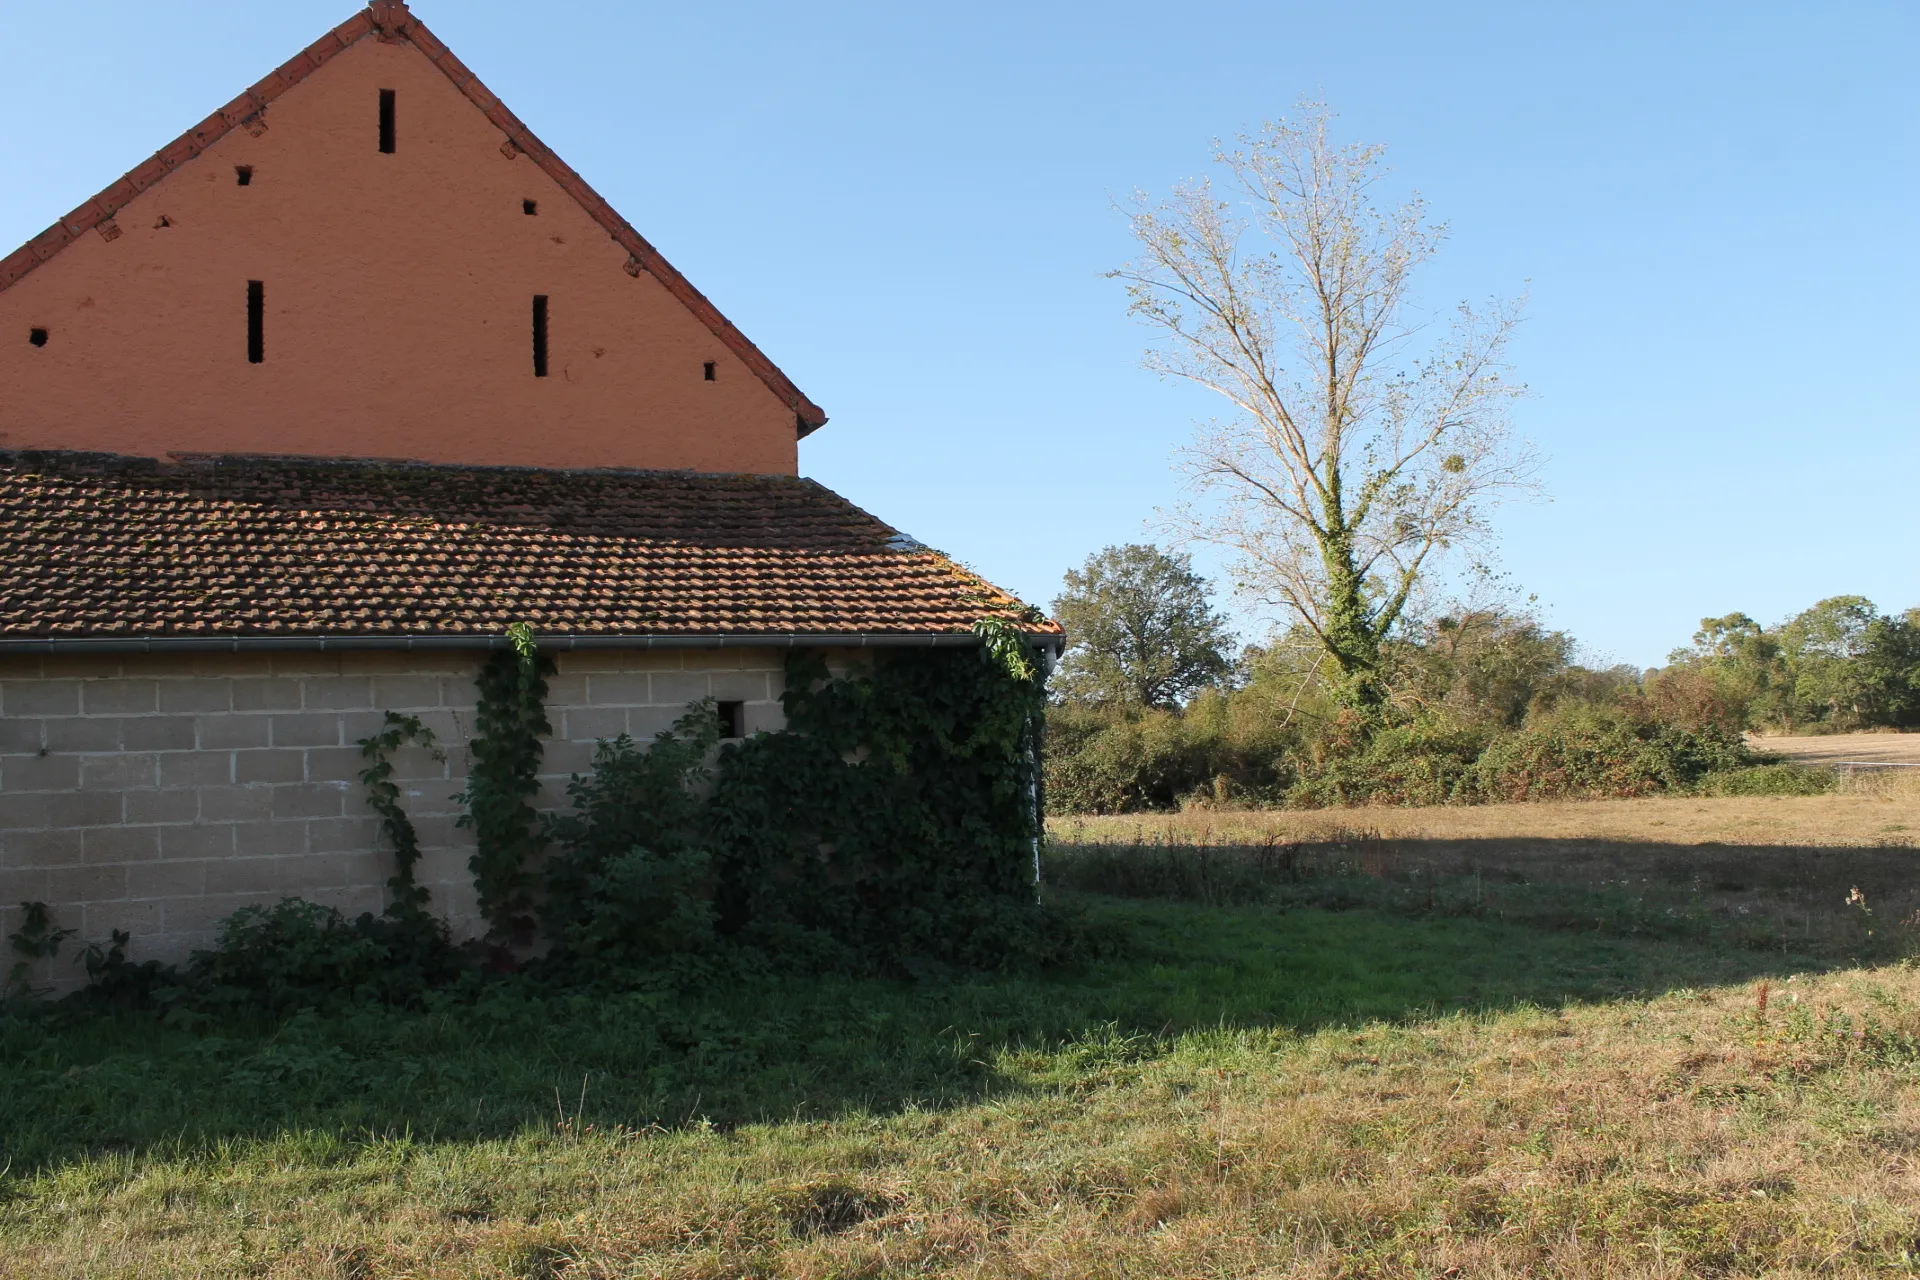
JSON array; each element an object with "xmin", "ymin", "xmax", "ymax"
[{"xmin": 0, "ymin": 1, "xmax": 1056, "ymax": 986}]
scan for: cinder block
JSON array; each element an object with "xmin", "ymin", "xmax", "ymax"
[
  {"xmin": 0, "ymin": 792, "xmax": 51, "ymax": 830},
  {"xmin": 231, "ymin": 820, "xmax": 309, "ymax": 857},
  {"xmin": 0, "ymin": 868, "xmax": 50, "ymax": 904},
  {"xmin": 371, "ymin": 675, "xmax": 445, "ymax": 709},
  {"xmin": 193, "ymin": 653, "xmax": 273, "ymax": 678},
  {"xmin": 158, "ymin": 751, "xmax": 233, "ymax": 788},
  {"xmin": 4, "ymin": 753, "xmax": 80, "ymax": 793},
  {"xmin": 158, "ymin": 680, "xmax": 233, "ymax": 714},
  {"xmin": 306, "ymin": 815, "xmax": 379, "ymax": 852},
  {"xmin": 80, "ymin": 899, "xmax": 162, "ymax": 939},
  {"xmin": 44, "ymin": 717, "xmax": 123, "ymax": 753},
  {"xmin": 626, "ymin": 706, "xmax": 685, "ymax": 740},
  {"xmin": 130, "ymin": 858, "xmax": 207, "ymax": 899},
  {"xmin": 83, "ymin": 825, "xmax": 161, "ymax": 864},
  {"xmin": 339, "ymin": 710, "xmax": 395, "ymax": 744},
  {"xmin": 280, "ymin": 854, "xmax": 357, "ymax": 893},
  {"xmin": 542, "ymin": 674, "xmax": 589, "ymax": 707},
  {"xmin": 119, "ymin": 654, "xmax": 202, "ymax": 679},
  {"xmin": 45, "ymin": 791, "xmax": 124, "ymax": 828},
  {"xmin": 560, "ymin": 707, "xmax": 627, "ymax": 742},
  {"xmin": 437, "ymin": 676, "xmax": 481, "ymax": 707},
  {"xmin": 129, "ymin": 859, "xmax": 206, "ymax": 901},
  {"xmin": 742, "ymin": 703, "xmax": 789, "ymax": 736},
  {"xmin": 543, "ymin": 738, "xmax": 595, "ymax": 779},
  {"xmin": 80, "ymin": 680, "xmax": 159, "ymax": 716},
  {"xmin": 4, "ymin": 826, "xmax": 83, "ymax": 869},
  {"xmin": 160, "ymin": 824, "xmax": 235, "ymax": 861},
  {"xmin": 205, "ymin": 857, "xmax": 282, "ymax": 895},
  {"xmin": 271, "ymin": 783, "xmax": 345, "ymax": 820},
  {"xmin": 121, "ymin": 717, "xmax": 198, "ymax": 752},
  {"xmin": 0, "ymin": 718, "xmax": 44, "ymax": 754},
  {"xmin": 267, "ymin": 654, "xmax": 344, "ymax": 678},
  {"xmin": 234, "ymin": 749, "xmax": 304, "ymax": 785},
  {"xmin": 162, "ymin": 892, "xmax": 267, "ymax": 935},
  {"xmin": 301, "ymin": 677, "xmax": 373, "ymax": 711},
  {"xmin": 3, "ymin": 680, "xmax": 79, "ymax": 716},
  {"xmin": 39, "ymin": 656, "xmax": 122, "ymax": 680},
  {"xmin": 303, "ymin": 745, "xmax": 365, "ymax": 784},
  {"xmin": 269, "ymin": 713, "xmax": 341, "ymax": 749},
  {"xmin": 196, "ymin": 714, "xmax": 271, "ymax": 750},
  {"xmin": 386, "ymin": 745, "xmax": 451, "ymax": 784},
  {"xmin": 49, "ymin": 863, "xmax": 129, "ymax": 903},
  {"xmin": 586, "ymin": 673, "xmax": 651, "ymax": 705},
  {"xmin": 649, "ymin": 673, "xmax": 712, "ymax": 707},
  {"xmin": 557, "ymin": 649, "xmax": 681, "ymax": 674},
  {"xmin": 708, "ymin": 672, "xmax": 772, "ymax": 702},
  {"xmin": 80, "ymin": 752, "xmax": 159, "ymax": 791},
  {"xmin": 125, "ymin": 788, "xmax": 196, "ymax": 825},
  {"xmin": 232, "ymin": 679, "xmax": 304, "ymax": 712},
  {"xmin": 198, "ymin": 785, "xmax": 275, "ymax": 823}
]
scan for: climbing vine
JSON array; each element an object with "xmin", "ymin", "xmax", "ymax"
[
  {"xmin": 357, "ymin": 711, "xmax": 446, "ymax": 911},
  {"xmin": 455, "ymin": 623, "xmax": 554, "ymax": 942}
]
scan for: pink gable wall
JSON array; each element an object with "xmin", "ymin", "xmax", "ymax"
[{"xmin": 0, "ymin": 35, "xmax": 801, "ymax": 475}]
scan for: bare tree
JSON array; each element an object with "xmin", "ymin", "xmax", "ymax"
[{"xmin": 1113, "ymin": 101, "xmax": 1537, "ymax": 715}]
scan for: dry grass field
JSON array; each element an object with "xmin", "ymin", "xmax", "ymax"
[
  {"xmin": 1052, "ymin": 768, "xmax": 1920, "ymax": 850},
  {"xmin": 1753, "ymin": 730, "xmax": 1920, "ymax": 769},
  {"xmin": 7, "ymin": 782, "xmax": 1920, "ymax": 1277}
]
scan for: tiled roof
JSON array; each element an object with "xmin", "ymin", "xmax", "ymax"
[
  {"xmin": 0, "ymin": 1, "xmax": 827, "ymax": 437},
  {"xmin": 0, "ymin": 452, "xmax": 1056, "ymax": 642}
]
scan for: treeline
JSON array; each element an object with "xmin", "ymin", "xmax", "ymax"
[{"xmin": 1043, "ymin": 547, "xmax": 1912, "ymax": 814}]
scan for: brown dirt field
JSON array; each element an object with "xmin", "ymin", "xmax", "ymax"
[
  {"xmin": 1050, "ymin": 772, "xmax": 1920, "ymax": 850},
  {"xmin": 1750, "ymin": 730, "xmax": 1920, "ymax": 768}
]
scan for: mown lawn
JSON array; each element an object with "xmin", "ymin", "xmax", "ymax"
[{"xmin": 3, "ymin": 829, "xmax": 1918, "ymax": 1277}]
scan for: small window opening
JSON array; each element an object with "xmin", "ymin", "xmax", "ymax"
[
  {"xmin": 378, "ymin": 89, "xmax": 396, "ymax": 153},
  {"xmin": 531, "ymin": 294, "xmax": 549, "ymax": 377},
  {"xmin": 702, "ymin": 360, "xmax": 717, "ymax": 382},
  {"xmin": 522, "ymin": 199, "xmax": 538, "ymax": 215},
  {"xmin": 246, "ymin": 280, "xmax": 264, "ymax": 364},
  {"xmin": 28, "ymin": 328, "xmax": 48, "ymax": 348},
  {"xmin": 234, "ymin": 165, "xmax": 253, "ymax": 186},
  {"xmin": 716, "ymin": 700, "xmax": 745, "ymax": 740}
]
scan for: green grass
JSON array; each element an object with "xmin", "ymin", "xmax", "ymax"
[
  {"xmin": 2, "ymin": 838, "xmax": 1914, "ymax": 1277},
  {"xmin": 0, "ymin": 893, "xmax": 1827, "ymax": 1177}
]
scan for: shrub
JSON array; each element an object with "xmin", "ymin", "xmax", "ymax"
[
  {"xmin": 1698, "ymin": 763, "xmax": 1835, "ymax": 797},
  {"xmin": 1467, "ymin": 705, "xmax": 1752, "ymax": 803},
  {"xmin": 1285, "ymin": 716, "xmax": 1487, "ymax": 808},
  {"xmin": 179, "ymin": 898, "xmax": 465, "ymax": 1014}
]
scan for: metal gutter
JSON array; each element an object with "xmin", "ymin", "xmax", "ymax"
[{"xmin": 0, "ymin": 632, "xmax": 1064, "ymax": 656}]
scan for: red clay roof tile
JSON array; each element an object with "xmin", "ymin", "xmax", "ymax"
[{"xmin": 0, "ymin": 452, "xmax": 1055, "ymax": 643}]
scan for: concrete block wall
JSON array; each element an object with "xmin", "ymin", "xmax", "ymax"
[{"xmin": 0, "ymin": 645, "xmax": 807, "ymax": 994}]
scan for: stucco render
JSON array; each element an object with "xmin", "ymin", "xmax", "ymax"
[
  {"xmin": 0, "ymin": 647, "xmax": 819, "ymax": 994},
  {"xmin": 0, "ymin": 35, "xmax": 802, "ymax": 473}
]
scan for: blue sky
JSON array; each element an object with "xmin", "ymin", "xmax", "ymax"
[{"xmin": 3, "ymin": 1, "xmax": 1914, "ymax": 667}]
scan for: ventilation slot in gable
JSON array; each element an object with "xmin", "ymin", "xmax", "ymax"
[
  {"xmin": 523, "ymin": 199, "xmax": 538, "ymax": 215},
  {"xmin": 378, "ymin": 89, "xmax": 396, "ymax": 153},
  {"xmin": 247, "ymin": 281, "xmax": 264, "ymax": 364},
  {"xmin": 235, "ymin": 165, "xmax": 253, "ymax": 186},
  {"xmin": 532, "ymin": 295, "xmax": 549, "ymax": 377},
  {"xmin": 703, "ymin": 361, "xmax": 716, "ymax": 381},
  {"xmin": 28, "ymin": 328, "xmax": 48, "ymax": 348}
]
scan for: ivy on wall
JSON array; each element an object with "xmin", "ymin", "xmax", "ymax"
[
  {"xmin": 357, "ymin": 712, "xmax": 445, "ymax": 912},
  {"xmin": 456, "ymin": 623, "xmax": 554, "ymax": 943}
]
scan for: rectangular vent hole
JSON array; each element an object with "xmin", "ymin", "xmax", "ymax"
[
  {"xmin": 247, "ymin": 281, "xmax": 264, "ymax": 364},
  {"xmin": 235, "ymin": 165, "xmax": 253, "ymax": 186},
  {"xmin": 532, "ymin": 294, "xmax": 549, "ymax": 377},
  {"xmin": 28, "ymin": 328, "xmax": 48, "ymax": 348},
  {"xmin": 703, "ymin": 361, "xmax": 716, "ymax": 381},
  {"xmin": 716, "ymin": 700, "xmax": 745, "ymax": 740},
  {"xmin": 522, "ymin": 199, "xmax": 538, "ymax": 215},
  {"xmin": 378, "ymin": 89, "xmax": 396, "ymax": 153}
]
